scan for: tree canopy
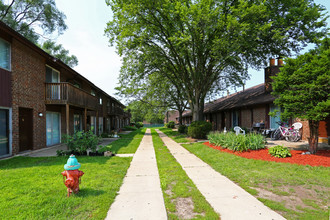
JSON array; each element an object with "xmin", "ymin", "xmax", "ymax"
[
  {"xmin": 126, "ymin": 100, "xmax": 166, "ymax": 124},
  {"xmin": 116, "ymin": 61, "xmax": 188, "ymax": 124},
  {"xmin": 0, "ymin": 0, "xmax": 67, "ymax": 43},
  {"xmin": 272, "ymin": 37, "xmax": 330, "ymax": 153},
  {"xmin": 105, "ymin": 0, "xmax": 328, "ymax": 121},
  {"xmin": 41, "ymin": 40, "xmax": 78, "ymax": 68},
  {"xmin": 0, "ymin": 0, "xmax": 78, "ymax": 67}
]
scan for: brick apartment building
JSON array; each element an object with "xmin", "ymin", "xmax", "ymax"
[
  {"xmin": 181, "ymin": 58, "xmax": 329, "ymax": 143},
  {"xmin": 0, "ymin": 21, "xmax": 130, "ymax": 158}
]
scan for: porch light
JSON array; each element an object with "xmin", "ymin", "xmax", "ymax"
[{"xmin": 38, "ymin": 112, "xmax": 43, "ymax": 117}]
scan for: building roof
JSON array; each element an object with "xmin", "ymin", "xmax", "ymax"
[{"xmin": 183, "ymin": 84, "xmax": 275, "ymax": 117}]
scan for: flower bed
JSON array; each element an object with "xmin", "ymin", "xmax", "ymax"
[{"xmin": 204, "ymin": 142, "xmax": 330, "ymax": 167}]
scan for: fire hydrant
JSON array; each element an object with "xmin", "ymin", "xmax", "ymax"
[{"xmin": 61, "ymin": 155, "xmax": 84, "ymax": 197}]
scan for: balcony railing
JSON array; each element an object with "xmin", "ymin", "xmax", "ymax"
[
  {"xmin": 45, "ymin": 83, "xmax": 98, "ymax": 109},
  {"xmin": 107, "ymin": 106, "xmax": 124, "ymax": 115}
]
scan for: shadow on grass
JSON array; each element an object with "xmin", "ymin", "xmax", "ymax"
[{"xmin": 75, "ymin": 188, "xmax": 106, "ymax": 197}]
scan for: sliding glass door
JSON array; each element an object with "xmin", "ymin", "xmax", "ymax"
[
  {"xmin": 46, "ymin": 112, "xmax": 61, "ymax": 146},
  {"xmin": 0, "ymin": 109, "xmax": 9, "ymax": 156}
]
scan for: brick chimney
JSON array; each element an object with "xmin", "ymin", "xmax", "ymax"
[{"xmin": 264, "ymin": 57, "xmax": 282, "ymax": 92}]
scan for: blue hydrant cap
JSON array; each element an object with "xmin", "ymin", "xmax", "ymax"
[{"xmin": 64, "ymin": 154, "xmax": 81, "ymax": 170}]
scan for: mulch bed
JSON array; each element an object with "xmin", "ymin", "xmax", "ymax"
[{"xmin": 203, "ymin": 142, "xmax": 330, "ymax": 167}]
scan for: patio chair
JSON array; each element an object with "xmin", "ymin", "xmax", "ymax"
[
  {"xmin": 233, "ymin": 126, "xmax": 245, "ymax": 135},
  {"xmin": 292, "ymin": 122, "xmax": 303, "ymax": 130}
]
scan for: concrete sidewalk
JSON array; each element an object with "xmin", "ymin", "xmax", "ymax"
[
  {"xmin": 156, "ymin": 129, "xmax": 286, "ymax": 220},
  {"xmin": 105, "ymin": 129, "xmax": 167, "ymax": 220}
]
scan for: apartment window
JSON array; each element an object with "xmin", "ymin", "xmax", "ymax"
[
  {"xmin": 106, "ymin": 118, "xmax": 111, "ymax": 133},
  {"xmin": 99, "ymin": 97, "xmax": 102, "ymax": 105},
  {"xmin": 74, "ymin": 114, "xmax": 82, "ymax": 133},
  {"xmin": 99, "ymin": 117, "xmax": 103, "ymax": 134},
  {"xmin": 91, "ymin": 90, "xmax": 96, "ymax": 96},
  {"xmin": 90, "ymin": 116, "xmax": 96, "ymax": 134},
  {"xmin": 46, "ymin": 66, "xmax": 60, "ymax": 83},
  {"xmin": 232, "ymin": 111, "xmax": 239, "ymax": 127},
  {"xmin": 0, "ymin": 38, "xmax": 10, "ymax": 70},
  {"xmin": 73, "ymin": 82, "xmax": 81, "ymax": 88}
]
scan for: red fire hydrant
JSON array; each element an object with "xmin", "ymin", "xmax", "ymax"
[{"xmin": 61, "ymin": 155, "xmax": 84, "ymax": 197}]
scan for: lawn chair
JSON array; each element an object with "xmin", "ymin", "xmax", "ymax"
[
  {"xmin": 233, "ymin": 126, "xmax": 245, "ymax": 135},
  {"xmin": 292, "ymin": 122, "xmax": 302, "ymax": 130}
]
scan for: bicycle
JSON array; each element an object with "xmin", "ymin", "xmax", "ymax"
[{"xmin": 271, "ymin": 122, "xmax": 300, "ymax": 142}]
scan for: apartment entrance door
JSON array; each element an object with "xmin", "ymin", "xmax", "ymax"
[
  {"xmin": 0, "ymin": 109, "xmax": 9, "ymax": 156},
  {"xmin": 19, "ymin": 108, "xmax": 33, "ymax": 152}
]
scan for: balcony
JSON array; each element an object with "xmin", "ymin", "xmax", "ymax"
[
  {"xmin": 45, "ymin": 83, "xmax": 98, "ymax": 110},
  {"xmin": 107, "ymin": 106, "xmax": 124, "ymax": 115}
]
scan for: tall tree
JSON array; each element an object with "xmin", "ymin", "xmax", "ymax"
[
  {"xmin": 41, "ymin": 40, "xmax": 78, "ymax": 68},
  {"xmin": 116, "ymin": 58, "xmax": 188, "ymax": 124},
  {"xmin": 0, "ymin": 0, "xmax": 67, "ymax": 43},
  {"xmin": 105, "ymin": 0, "xmax": 328, "ymax": 121},
  {"xmin": 272, "ymin": 37, "xmax": 330, "ymax": 154}
]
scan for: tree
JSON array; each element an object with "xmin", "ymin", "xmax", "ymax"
[
  {"xmin": 0, "ymin": 0, "xmax": 67, "ymax": 43},
  {"xmin": 116, "ymin": 60, "xmax": 188, "ymax": 124},
  {"xmin": 0, "ymin": 0, "xmax": 79, "ymax": 67},
  {"xmin": 271, "ymin": 37, "xmax": 330, "ymax": 154},
  {"xmin": 105, "ymin": 0, "xmax": 328, "ymax": 121},
  {"xmin": 41, "ymin": 40, "xmax": 78, "ymax": 68},
  {"xmin": 126, "ymin": 100, "xmax": 166, "ymax": 124}
]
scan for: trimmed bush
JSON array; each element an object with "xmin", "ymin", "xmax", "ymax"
[
  {"xmin": 62, "ymin": 130, "xmax": 100, "ymax": 154},
  {"xmin": 188, "ymin": 121, "xmax": 212, "ymax": 139},
  {"xmin": 178, "ymin": 124, "xmax": 187, "ymax": 134},
  {"xmin": 135, "ymin": 122, "xmax": 144, "ymax": 129},
  {"xmin": 165, "ymin": 121, "xmax": 175, "ymax": 128},
  {"xmin": 269, "ymin": 145, "xmax": 292, "ymax": 158},
  {"xmin": 207, "ymin": 131, "xmax": 265, "ymax": 152}
]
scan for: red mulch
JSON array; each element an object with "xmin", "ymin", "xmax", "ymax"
[{"xmin": 203, "ymin": 142, "xmax": 330, "ymax": 167}]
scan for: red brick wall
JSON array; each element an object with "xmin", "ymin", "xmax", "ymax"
[
  {"xmin": 11, "ymin": 39, "xmax": 46, "ymax": 154},
  {"xmin": 241, "ymin": 109, "xmax": 251, "ymax": 128},
  {"xmin": 253, "ymin": 106, "xmax": 266, "ymax": 125},
  {"xmin": 225, "ymin": 112, "xmax": 231, "ymax": 128}
]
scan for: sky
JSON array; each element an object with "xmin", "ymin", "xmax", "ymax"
[{"xmin": 55, "ymin": 0, "xmax": 330, "ymax": 102}]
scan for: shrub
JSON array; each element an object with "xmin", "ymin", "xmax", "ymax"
[
  {"xmin": 123, "ymin": 126, "xmax": 137, "ymax": 131},
  {"xmin": 188, "ymin": 121, "xmax": 212, "ymax": 139},
  {"xmin": 207, "ymin": 131, "xmax": 265, "ymax": 152},
  {"xmin": 100, "ymin": 133, "xmax": 109, "ymax": 138},
  {"xmin": 62, "ymin": 130, "xmax": 100, "ymax": 154},
  {"xmin": 178, "ymin": 125, "xmax": 187, "ymax": 134},
  {"xmin": 135, "ymin": 122, "xmax": 144, "ymax": 129},
  {"xmin": 269, "ymin": 145, "xmax": 292, "ymax": 158},
  {"xmin": 165, "ymin": 121, "xmax": 175, "ymax": 128}
]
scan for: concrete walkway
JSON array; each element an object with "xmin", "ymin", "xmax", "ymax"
[
  {"xmin": 105, "ymin": 129, "xmax": 167, "ymax": 220},
  {"xmin": 156, "ymin": 129, "xmax": 286, "ymax": 220}
]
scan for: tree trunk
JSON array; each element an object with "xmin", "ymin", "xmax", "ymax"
[
  {"xmin": 192, "ymin": 101, "xmax": 204, "ymax": 121},
  {"xmin": 308, "ymin": 120, "xmax": 319, "ymax": 154},
  {"xmin": 178, "ymin": 110, "xmax": 183, "ymax": 125}
]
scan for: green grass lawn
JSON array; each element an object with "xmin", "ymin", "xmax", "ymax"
[
  {"xmin": 0, "ymin": 156, "xmax": 131, "ymax": 219},
  {"xmin": 151, "ymin": 129, "xmax": 219, "ymax": 219},
  {"xmin": 182, "ymin": 142, "xmax": 330, "ymax": 220},
  {"xmin": 106, "ymin": 128, "xmax": 146, "ymax": 154},
  {"xmin": 158, "ymin": 127, "xmax": 191, "ymax": 143}
]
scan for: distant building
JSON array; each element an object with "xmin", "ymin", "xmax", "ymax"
[{"xmin": 164, "ymin": 110, "xmax": 179, "ymax": 124}]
